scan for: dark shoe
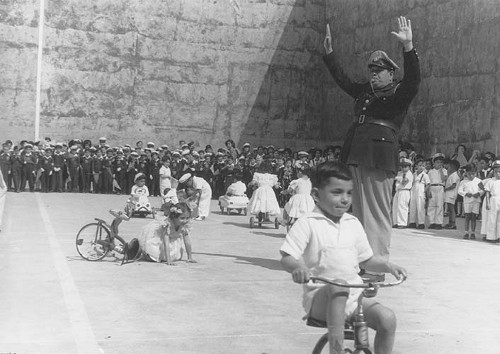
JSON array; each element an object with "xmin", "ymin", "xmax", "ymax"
[
  {"xmin": 483, "ymin": 236, "xmax": 487, "ymax": 241},
  {"xmin": 434, "ymin": 225, "xmax": 443, "ymax": 230},
  {"xmin": 463, "ymin": 234, "xmax": 469, "ymax": 239},
  {"xmin": 417, "ymin": 224, "xmax": 425, "ymax": 229},
  {"xmin": 392, "ymin": 224, "xmax": 398, "ymax": 228},
  {"xmin": 408, "ymin": 223, "xmax": 417, "ymax": 229},
  {"xmin": 429, "ymin": 224, "xmax": 436, "ymax": 229},
  {"xmin": 470, "ymin": 234, "xmax": 476, "ymax": 240},
  {"xmin": 444, "ymin": 224, "xmax": 457, "ymax": 230},
  {"xmin": 397, "ymin": 225, "xmax": 406, "ymax": 229}
]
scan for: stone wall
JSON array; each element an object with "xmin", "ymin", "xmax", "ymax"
[
  {"xmin": 0, "ymin": 0, "xmax": 39, "ymax": 140},
  {"xmin": 0, "ymin": 0, "xmax": 329, "ymax": 150},
  {"xmin": 1, "ymin": 0, "xmax": 499, "ymax": 156}
]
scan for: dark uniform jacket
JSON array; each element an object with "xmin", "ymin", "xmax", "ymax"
[
  {"xmin": 39, "ymin": 155, "xmax": 54, "ymax": 172},
  {"xmin": 323, "ymin": 48, "xmax": 420, "ymax": 174}
]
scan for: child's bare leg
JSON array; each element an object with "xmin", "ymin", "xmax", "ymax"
[
  {"xmin": 470, "ymin": 213, "xmax": 477, "ymax": 234},
  {"xmin": 309, "ymin": 282, "xmax": 349, "ymax": 354},
  {"xmin": 363, "ymin": 298, "xmax": 397, "ymax": 354},
  {"xmin": 464, "ymin": 213, "xmax": 471, "ymax": 234}
]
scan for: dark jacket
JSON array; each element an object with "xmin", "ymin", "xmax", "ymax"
[{"xmin": 323, "ymin": 48, "xmax": 420, "ymax": 174}]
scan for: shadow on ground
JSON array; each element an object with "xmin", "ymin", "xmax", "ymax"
[{"xmin": 194, "ymin": 252, "xmax": 283, "ymax": 271}]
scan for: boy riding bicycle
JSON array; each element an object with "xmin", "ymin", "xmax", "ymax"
[{"xmin": 280, "ymin": 162, "xmax": 407, "ymax": 354}]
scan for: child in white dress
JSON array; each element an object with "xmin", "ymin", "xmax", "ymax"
[
  {"xmin": 139, "ymin": 202, "xmax": 196, "ymax": 264},
  {"xmin": 282, "ymin": 166, "xmax": 315, "ymax": 229},
  {"xmin": 247, "ymin": 159, "xmax": 281, "ymax": 223}
]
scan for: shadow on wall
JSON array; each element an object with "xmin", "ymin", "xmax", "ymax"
[{"xmin": 237, "ymin": 0, "xmax": 345, "ymax": 150}]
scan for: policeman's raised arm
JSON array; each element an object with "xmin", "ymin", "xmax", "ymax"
[
  {"xmin": 392, "ymin": 16, "xmax": 420, "ymax": 100},
  {"xmin": 322, "ymin": 22, "xmax": 363, "ymax": 98},
  {"xmin": 391, "ymin": 16, "xmax": 413, "ymax": 52}
]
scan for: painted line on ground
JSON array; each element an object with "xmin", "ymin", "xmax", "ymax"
[{"xmin": 35, "ymin": 193, "xmax": 104, "ymax": 354}]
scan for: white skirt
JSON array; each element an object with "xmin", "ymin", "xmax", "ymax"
[
  {"xmin": 248, "ymin": 185, "xmax": 281, "ymax": 215},
  {"xmin": 285, "ymin": 194, "xmax": 315, "ymax": 218}
]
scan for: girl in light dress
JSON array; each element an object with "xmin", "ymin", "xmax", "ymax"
[
  {"xmin": 138, "ymin": 202, "xmax": 197, "ymax": 264},
  {"xmin": 247, "ymin": 156, "xmax": 281, "ymax": 223},
  {"xmin": 282, "ymin": 166, "xmax": 315, "ymax": 230}
]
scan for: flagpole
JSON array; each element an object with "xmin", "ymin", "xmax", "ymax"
[{"xmin": 34, "ymin": 0, "xmax": 46, "ymax": 142}]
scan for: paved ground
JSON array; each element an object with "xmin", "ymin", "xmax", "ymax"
[{"xmin": 0, "ymin": 192, "xmax": 499, "ymax": 354}]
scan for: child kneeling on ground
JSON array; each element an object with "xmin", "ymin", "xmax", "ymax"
[
  {"xmin": 138, "ymin": 202, "xmax": 197, "ymax": 265},
  {"xmin": 280, "ymin": 162, "xmax": 407, "ymax": 354}
]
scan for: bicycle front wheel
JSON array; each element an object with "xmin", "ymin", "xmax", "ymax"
[
  {"xmin": 75, "ymin": 223, "xmax": 111, "ymax": 261},
  {"xmin": 311, "ymin": 334, "xmax": 363, "ymax": 354},
  {"xmin": 312, "ymin": 333, "xmax": 328, "ymax": 354}
]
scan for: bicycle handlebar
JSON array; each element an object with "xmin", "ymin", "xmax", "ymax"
[{"xmin": 310, "ymin": 275, "xmax": 406, "ymax": 289}]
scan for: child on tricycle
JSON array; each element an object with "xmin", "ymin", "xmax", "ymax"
[
  {"xmin": 124, "ymin": 173, "xmax": 154, "ymax": 218},
  {"xmin": 280, "ymin": 162, "xmax": 407, "ymax": 354}
]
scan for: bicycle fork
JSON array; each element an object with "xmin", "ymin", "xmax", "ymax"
[{"xmin": 352, "ymin": 292, "xmax": 371, "ymax": 353}]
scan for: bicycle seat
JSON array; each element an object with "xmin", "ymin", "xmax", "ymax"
[
  {"xmin": 109, "ymin": 209, "xmax": 130, "ymax": 221},
  {"xmin": 94, "ymin": 218, "xmax": 107, "ymax": 224}
]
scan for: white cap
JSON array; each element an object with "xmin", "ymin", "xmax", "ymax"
[{"xmin": 178, "ymin": 173, "xmax": 192, "ymax": 183}]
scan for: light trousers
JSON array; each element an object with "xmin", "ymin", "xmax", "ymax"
[
  {"xmin": 392, "ymin": 189, "xmax": 411, "ymax": 226},
  {"xmin": 427, "ymin": 186, "xmax": 444, "ymax": 225},
  {"xmin": 350, "ymin": 165, "xmax": 394, "ymax": 261},
  {"xmin": 409, "ymin": 189, "xmax": 426, "ymax": 225}
]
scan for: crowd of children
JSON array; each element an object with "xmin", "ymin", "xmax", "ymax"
[
  {"xmin": 1, "ymin": 137, "xmax": 499, "ymax": 243},
  {"xmin": 392, "ymin": 146, "xmax": 500, "ymax": 243}
]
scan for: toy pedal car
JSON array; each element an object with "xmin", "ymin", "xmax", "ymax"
[
  {"xmin": 124, "ymin": 195, "xmax": 156, "ymax": 218},
  {"xmin": 218, "ymin": 194, "xmax": 249, "ymax": 215}
]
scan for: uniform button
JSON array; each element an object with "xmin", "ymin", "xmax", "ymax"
[
  {"xmin": 365, "ymin": 99, "xmax": 369, "ymax": 103},
  {"xmin": 362, "ymin": 107, "xmax": 366, "ymax": 111},
  {"xmin": 382, "ymin": 98, "xmax": 386, "ymax": 101}
]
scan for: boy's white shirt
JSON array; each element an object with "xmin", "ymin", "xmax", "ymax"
[
  {"xmin": 413, "ymin": 170, "xmax": 430, "ymax": 187},
  {"xmin": 428, "ymin": 168, "xmax": 447, "ymax": 184},
  {"xmin": 444, "ymin": 171, "xmax": 460, "ymax": 196},
  {"xmin": 280, "ymin": 206, "xmax": 373, "ymax": 282},
  {"xmin": 485, "ymin": 177, "xmax": 500, "ymax": 196},
  {"xmin": 131, "ymin": 184, "xmax": 149, "ymax": 197},
  {"xmin": 395, "ymin": 169, "xmax": 414, "ymax": 190},
  {"xmin": 458, "ymin": 177, "xmax": 483, "ymax": 203},
  {"xmin": 159, "ymin": 166, "xmax": 171, "ymax": 178}
]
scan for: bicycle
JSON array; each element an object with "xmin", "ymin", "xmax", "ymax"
[
  {"xmin": 307, "ymin": 276, "xmax": 406, "ymax": 354},
  {"xmin": 75, "ymin": 209, "xmax": 141, "ymax": 265}
]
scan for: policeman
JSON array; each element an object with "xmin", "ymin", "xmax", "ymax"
[{"xmin": 323, "ymin": 16, "xmax": 420, "ymax": 279}]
